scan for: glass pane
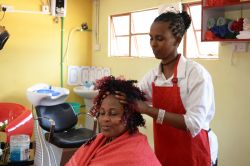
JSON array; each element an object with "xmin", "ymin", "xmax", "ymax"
[
  {"xmin": 131, "ymin": 35, "xmax": 154, "ymax": 57},
  {"xmin": 131, "ymin": 9, "xmax": 158, "ymax": 34},
  {"xmin": 111, "ymin": 36, "xmax": 129, "ymax": 56},
  {"xmin": 186, "ymin": 28, "xmax": 199, "ymax": 58},
  {"xmin": 197, "ymin": 32, "xmax": 219, "ymax": 57},
  {"xmin": 189, "ymin": 5, "xmax": 201, "ymax": 30},
  {"xmin": 185, "ymin": 4, "xmax": 219, "ymax": 59},
  {"xmin": 186, "ymin": 28, "xmax": 218, "ymax": 58},
  {"xmin": 112, "ymin": 15, "xmax": 129, "ymax": 35}
]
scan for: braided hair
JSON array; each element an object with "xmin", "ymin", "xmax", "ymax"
[
  {"xmin": 154, "ymin": 11, "xmax": 191, "ymax": 39},
  {"xmin": 90, "ymin": 76, "xmax": 146, "ymax": 134}
]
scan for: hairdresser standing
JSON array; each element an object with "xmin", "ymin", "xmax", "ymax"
[{"xmin": 134, "ymin": 11, "xmax": 217, "ymax": 166}]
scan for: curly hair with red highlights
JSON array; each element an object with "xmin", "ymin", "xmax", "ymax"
[{"xmin": 90, "ymin": 75, "xmax": 146, "ymax": 134}]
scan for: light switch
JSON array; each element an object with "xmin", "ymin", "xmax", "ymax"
[{"xmin": 94, "ymin": 44, "xmax": 101, "ymax": 51}]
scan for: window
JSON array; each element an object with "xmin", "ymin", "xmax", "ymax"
[
  {"xmin": 109, "ymin": 9, "xmax": 158, "ymax": 57},
  {"xmin": 183, "ymin": 3, "xmax": 219, "ymax": 58},
  {"xmin": 109, "ymin": 3, "xmax": 219, "ymax": 59}
]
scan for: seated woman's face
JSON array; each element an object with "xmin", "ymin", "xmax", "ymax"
[{"xmin": 98, "ymin": 95, "xmax": 127, "ymax": 138}]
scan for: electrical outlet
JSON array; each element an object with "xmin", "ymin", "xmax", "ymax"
[
  {"xmin": 42, "ymin": 5, "xmax": 49, "ymax": 13},
  {"xmin": 232, "ymin": 43, "xmax": 248, "ymax": 52},
  {"xmin": 0, "ymin": 4, "xmax": 14, "ymax": 12},
  {"xmin": 94, "ymin": 44, "xmax": 101, "ymax": 51}
]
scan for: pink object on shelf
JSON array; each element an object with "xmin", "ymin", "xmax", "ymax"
[
  {"xmin": 0, "ymin": 103, "xmax": 34, "ymax": 142},
  {"xmin": 206, "ymin": 0, "xmax": 215, "ymax": 6}
]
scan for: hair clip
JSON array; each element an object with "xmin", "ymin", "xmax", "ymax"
[{"xmin": 158, "ymin": 3, "xmax": 182, "ymax": 15}]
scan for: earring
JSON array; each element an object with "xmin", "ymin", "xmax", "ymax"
[{"xmin": 123, "ymin": 119, "xmax": 127, "ymax": 126}]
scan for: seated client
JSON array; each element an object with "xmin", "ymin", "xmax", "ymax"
[{"xmin": 66, "ymin": 76, "xmax": 160, "ymax": 166}]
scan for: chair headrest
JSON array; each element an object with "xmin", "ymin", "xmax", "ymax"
[{"xmin": 35, "ymin": 103, "xmax": 77, "ymax": 132}]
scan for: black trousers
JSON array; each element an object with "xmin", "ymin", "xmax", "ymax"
[{"xmin": 212, "ymin": 159, "xmax": 218, "ymax": 166}]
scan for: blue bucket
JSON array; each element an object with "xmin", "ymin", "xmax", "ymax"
[{"xmin": 67, "ymin": 102, "xmax": 81, "ymax": 114}]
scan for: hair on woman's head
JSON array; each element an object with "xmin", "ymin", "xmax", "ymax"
[
  {"xmin": 153, "ymin": 11, "xmax": 191, "ymax": 38},
  {"xmin": 90, "ymin": 75, "xmax": 146, "ymax": 134}
]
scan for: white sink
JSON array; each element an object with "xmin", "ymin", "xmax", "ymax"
[
  {"xmin": 73, "ymin": 86, "xmax": 98, "ymax": 112},
  {"xmin": 73, "ymin": 86, "xmax": 98, "ymax": 99},
  {"xmin": 73, "ymin": 86, "xmax": 99, "ymax": 129},
  {"xmin": 73, "ymin": 86, "xmax": 98, "ymax": 128},
  {"xmin": 27, "ymin": 83, "xmax": 69, "ymax": 106}
]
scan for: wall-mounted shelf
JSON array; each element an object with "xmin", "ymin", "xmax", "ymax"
[
  {"xmin": 201, "ymin": 0, "xmax": 250, "ymax": 42},
  {"xmin": 203, "ymin": 1, "xmax": 250, "ymax": 10}
]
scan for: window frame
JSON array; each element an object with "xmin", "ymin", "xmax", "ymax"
[
  {"xmin": 109, "ymin": 9, "xmax": 157, "ymax": 57},
  {"xmin": 183, "ymin": 2, "xmax": 219, "ymax": 59},
  {"xmin": 110, "ymin": 13, "xmax": 130, "ymax": 57},
  {"xmin": 109, "ymin": 3, "xmax": 218, "ymax": 59},
  {"xmin": 183, "ymin": 2, "xmax": 201, "ymax": 56}
]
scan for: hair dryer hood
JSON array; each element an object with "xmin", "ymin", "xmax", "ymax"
[{"xmin": 0, "ymin": 26, "xmax": 9, "ymax": 50}]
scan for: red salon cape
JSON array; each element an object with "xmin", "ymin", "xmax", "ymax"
[{"xmin": 66, "ymin": 131, "xmax": 161, "ymax": 166}]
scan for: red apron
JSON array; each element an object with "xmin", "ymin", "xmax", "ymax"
[{"xmin": 152, "ymin": 55, "xmax": 211, "ymax": 166}]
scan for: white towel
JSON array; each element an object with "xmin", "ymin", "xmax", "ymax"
[
  {"xmin": 236, "ymin": 30, "xmax": 250, "ymax": 39},
  {"xmin": 243, "ymin": 18, "xmax": 250, "ymax": 31},
  {"xmin": 239, "ymin": 30, "xmax": 250, "ymax": 35},
  {"xmin": 243, "ymin": 26, "xmax": 250, "ymax": 31},
  {"xmin": 244, "ymin": 18, "xmax": 250, "ymax": 24}
]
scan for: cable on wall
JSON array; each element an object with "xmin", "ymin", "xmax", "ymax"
[
  {"xmin": 60, "ymin": 17, "xmax": 65, "ymax": 87},
  {"xmin": 95, "ymin": 0, "xmax": 100, "ymax": 44}
]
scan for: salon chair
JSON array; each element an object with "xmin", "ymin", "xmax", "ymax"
[{"xmin": 34, "ymin": 103, "xmax": 97, "ymax": 166}]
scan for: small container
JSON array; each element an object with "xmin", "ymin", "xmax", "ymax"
[{"xmin": 9, "ymin": 135, "xmax": 30, "ymax": 161}]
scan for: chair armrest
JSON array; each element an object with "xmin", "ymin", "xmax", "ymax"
[
  {"xmin": 77, "ymin": 112, "xmax": 97, "ymax": 134},
  {"xmin": 34, "ymin": 117, "xmax": 55, "ymax": 142}
]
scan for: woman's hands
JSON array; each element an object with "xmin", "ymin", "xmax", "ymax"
[
  {"xmin": 114, "ymin": 91, "xmax": 151, "ymax": 114},
  {"xmin": 135, "ymin": 100, "xmax": 152, "ymax": 114},
  {"xmin": 114, "ymin": 91, "xmax": 127, "ymax": 104}
]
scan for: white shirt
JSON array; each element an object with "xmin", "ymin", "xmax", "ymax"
[{"xmin": 138, "ymin": 55, "xmax": 215, "ymax": 137}]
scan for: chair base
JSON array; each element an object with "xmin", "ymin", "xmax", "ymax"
[
  {"xmin": 34, "ymin": 121, "xmax": 77, "ymax": 166},
  {"xmin": 47, "ymin": 143, "xmax": 77, "ymax": 166}
]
